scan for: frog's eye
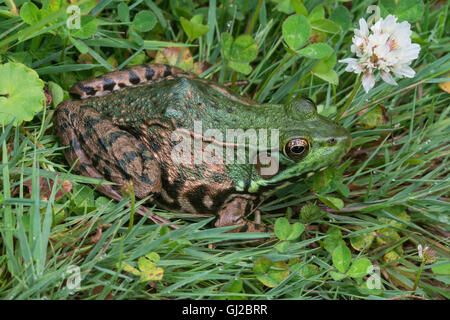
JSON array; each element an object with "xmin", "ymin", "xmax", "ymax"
[
  {"xmin": 284, "ymin": 138, "xmax": 310, "ymax": 161},
  {"xmin": 303, "ymin": 97, "xmax": 316, "ymax": 108}
]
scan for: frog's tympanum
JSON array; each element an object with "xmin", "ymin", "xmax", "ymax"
[{"xmin": 54, "ymin": 64, "xmax": 351, "ymax": 232}]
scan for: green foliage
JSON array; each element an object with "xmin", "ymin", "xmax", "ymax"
[
  {"xmin": 0, "ymin": 0, "xmax": 448, "ymax": 300},
  {"xmin": 273, "ymin": 216, "xmax": 305, "ymax": 253},
  {"xmin": 180, "ymin": 14, "xmax": 210, "ymax": 41},
  {"xmin": 20, "ymin": 2, "xmax": 41, "ymax": 25},
  {"xmin": 118, "ymin": 252, "xmax": 164, "ymax": 282},
  {"xmin": 70, "ymin": 15, "xmax": 98, "ymax": 39},
  {"xmin": 132, "ymin": 11, "xmax": 157, "ymax": 32},
  {"xmin": 350, "ymin": 231, "xmax": 375, "ymax": 251},
  {"xmin": 253, "ymin": 257, "xmax": 290, "ymax": 288},
  {"xmin": 47, "ymin": 81, "xmax": 64, "ymax": 107},
  {"xmin": 320, "ymin": 228, "xmax": 346, "ymax": 254},
  {"xmin": 330, "ymin": 6, "xmax": 351, "ymax": 31},
  {"xmin": 332, "ymin": 244, "xmax": 352, "ymax": 273},
  {"xmin": 274, "ymin": 217, "xmax": 304, "ymax": 241},
  {"xmin": 299, "ymin": 202, "xmax": 325, "ymax": 224},
  {"xmin": 379, "ymin": 0, "xmax": 425, "ymax": 22},
  {"xmin": 117, "ymin": 2, "xmax": 130, "ymax": 22},
  {"xmin": 282, "ymin": 14, "xmax": 311, "ymax": 50},
  {"xmin": 0, "ymin": 62, "xmax": 45, "ymax": 126},
  {"xmin": 316, "ymin": 194, "xmax": 344, "ymax": 210},
  {"xmin": 221, "ymin": 33, "xmax": 258, "ymax": 74},
  {"xmin": 331, "ymin": 244, "xmax": 373, "ymax": 280},
  {"xmin": 298, "ymin": 43, "xmax": 334, "ymax": 59},
  {"xmin": 281, "ymin": 7, "xmax": 340, "ymax": 86}
]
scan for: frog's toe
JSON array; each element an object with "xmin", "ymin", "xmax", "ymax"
[{"xmin": 214, "ymin": 196, "xmax": 270, "ymax": 233}]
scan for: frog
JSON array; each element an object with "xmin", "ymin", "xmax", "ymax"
[{"xmin": 53, "ymin": 63, "xmax": 351, "ymax": 232}]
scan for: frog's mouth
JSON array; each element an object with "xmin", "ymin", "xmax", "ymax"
[{"xmin": 262, "ymin": 164, "xmax": 330, "ymax": 187}]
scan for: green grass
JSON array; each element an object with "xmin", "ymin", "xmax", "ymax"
[{"xmin": 0, "ymin": 0, "xmax": 449, "ymax": 299}]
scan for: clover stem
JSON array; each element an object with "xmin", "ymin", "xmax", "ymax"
[
  {"xmin": 335, "ymin": 75, "xmax": 362, "ymax": 122},
  {"xmin": 412, "ymin": 259, "xmax": 426, "ymax": 293}
]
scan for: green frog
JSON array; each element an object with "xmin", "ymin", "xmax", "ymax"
[{"xmin": 54, "ymin": 64, "xmax": 351, "ymax": 232}]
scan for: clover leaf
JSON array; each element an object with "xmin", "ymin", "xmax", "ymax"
[
  {"xmin": 282, "ymin": 14, "xmax": 311, "ymax": 51},
  {"xmin": 0, "ymin": 62, "xmax": 45, "ymax": 126},
  {"xmin": 331, "ymin": 244, "xmax": 373, "ymax": 280},
  {"xmin": 221, "ymin": 33, "xmax": 258, "ymax": 75},
  {"xmin": 180, "ymin": 14, "xmax": 210, "ymax": 41},
  {"xmin": 132, "ymin": 10, "xmax": 156, "ymax": 33},
  {"xmin": 253, "ymin": 257, "xmax": 289, "ymax": 288},
  {"xmin": 117, "ymin": 252, "xmax": 164, "ymax": 282},
  {"xmin": 274, "ymin": 218, "xmax": 305, "ymax": 241}
]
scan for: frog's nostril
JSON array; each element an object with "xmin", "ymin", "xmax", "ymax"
[{"xmin": 328, "ymin": 138, "xmax": 337, "ymax": 145}]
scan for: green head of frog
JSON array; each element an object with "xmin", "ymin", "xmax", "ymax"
[{"xmin": 249, "ymin": 98, "xmax": 352, "ymax": 190}]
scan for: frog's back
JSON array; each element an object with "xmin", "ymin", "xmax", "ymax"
[{"xmin": 70, "ymin": 64, "xmax": 261, "ymax": 130}]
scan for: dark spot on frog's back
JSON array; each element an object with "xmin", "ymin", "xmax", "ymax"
[
  {"xmin": 145, "ymin": 66, "xmax": 155, "ymax": 80},
  {"xmin": 71, "ymin": 137, "xmax": 82, "ymax": 151},
  {"xmin": 70, "ymin": 113, "xmax": 77, "ymax": 124},
  {"xmin": 97, "ymin": 137, "xmax": 109, "ymax": 149},
  {"xmin": 102, "ymin": 78, "xmax": 116, "ymax": 91},
  {"xmin": 61, "ymin": 107, "xmax": 70, "ymax": 117},
  {"xmin": 108, "ymin": 131, "xmax": 128, "ymax": 144},
  {"xmin": 212, "ymin": 188, "xmax": 235, "ymax": 210},
  {"xmin": 128, "ymin": 70, "xmax": 140, "ymax": 84},
  {"xmin": 76, "ymin": 83, "xmax": 96, "ymax": 97},
  {"xmin": 160, "ymin": 163, "xmax": 184, "ymax": 198},
  {"xmin": 186, "ymin": 185, "xmax": 210, "ymax": 213},
  {"xmin": 123, "ymin": 151, "xmax": 138, "ymax": 162},
  {"xmin": 164, "ymin": 65, "xmax": 172, "ymax": 77},
  {"xmin": 58, "ymin": 120, "xmax": 69, "ymax": 130},
  {"xmin": 103, "ymin": 165, "xmax": 113, "ymax": 182},
  {"xmin": 137, "ymin": 171, "xmax": 151, "ymax": 184},
  {"xmin": 149, "ymin": 141, "xmax": 161, "ymax": 152},
  {"xmin": 85, "ymin": 116, "xmax": 101, "ymax": 127}
]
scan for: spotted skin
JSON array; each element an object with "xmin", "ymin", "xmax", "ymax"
[
  {"xmin": 70, "ymin": 64, "xmax": 192, "ymax": 99},
  {"xmin": 54, "ymin": 63, "xmax": 352, "ymax": 233}
]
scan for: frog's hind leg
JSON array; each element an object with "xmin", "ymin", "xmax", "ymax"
[
  {"xmin": 53, "ymin": 100, "xmax": 161, "ymax": 201},
  {"xmin": 70, "ymin": 64, "xmax": 193, "ymax": 99},
  {"xmin": 214, "ymin": 195, "xmax": 269, "ymax": 233}
]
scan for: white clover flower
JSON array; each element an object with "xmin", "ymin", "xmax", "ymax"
[
  {"xmin": 417, "ymin": 244, "xmax": 425, "ymax": 259},
  {"xmin": 339, "ymin": 14, "xmax": 421, "ymax": 93},
  {"xmin": 417, "ymin": 244, "xmax": 437, "ymax": 263}
]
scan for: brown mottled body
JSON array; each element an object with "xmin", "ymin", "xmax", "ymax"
[{"xmin": 54, "ymin": 64, "xmax": 267, "ymax": 232}]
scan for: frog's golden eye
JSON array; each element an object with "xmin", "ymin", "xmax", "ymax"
[{"xmin": 284, "ymin": 138, "xmax": 310, "ymax": 161}]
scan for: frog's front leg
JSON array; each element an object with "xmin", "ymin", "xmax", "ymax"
[
  {"xmin": 214, "ymin": 196, "xmax": 269, "ymax": 232},
  {"xmin": 53, "ymin": 100, "xmax": 161, "ymax": 201}
]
